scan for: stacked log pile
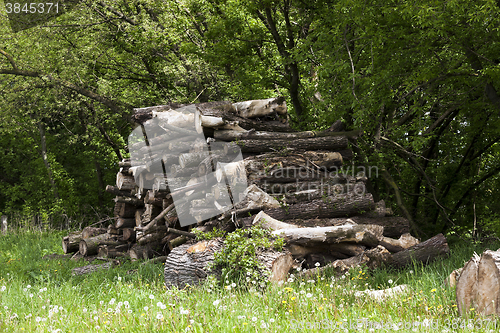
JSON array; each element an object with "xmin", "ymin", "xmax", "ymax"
[{"xmin": 62, "ymin": 98, "xmax": 449, "ymax": 286}]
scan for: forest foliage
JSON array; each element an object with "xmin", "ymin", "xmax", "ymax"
[{"xmin": 1, "ymin": 0, "xmax": 500, "ymax": 238}]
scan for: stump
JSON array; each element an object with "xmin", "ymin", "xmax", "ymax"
[{"xmin": 456, "ymin": 250, "xmax": 500, "ymax": 316}]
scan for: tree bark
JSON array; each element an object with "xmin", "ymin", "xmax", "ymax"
[{"xmin": 116, "ymin": 172, "xmax": 136, "ymax": 191}]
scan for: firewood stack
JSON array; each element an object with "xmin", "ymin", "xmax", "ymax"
[{"xmin": 62, "ymin": 98, "xmax": 449, "ymax": 286}]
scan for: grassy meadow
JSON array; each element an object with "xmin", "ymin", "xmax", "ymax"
[{"xmin": 0, "ymin": 228, "xmax": 499, "ymax": 332}]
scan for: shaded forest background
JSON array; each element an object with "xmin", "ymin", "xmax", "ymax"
[{"xmin": 1, "ymin": 0, "xmax": 500, "ymax": 239}]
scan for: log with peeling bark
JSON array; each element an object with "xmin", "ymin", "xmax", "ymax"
[
  {"xmin": 456, "ymin": 250, "xmax": 500, "ymax": 316},
  {"xmin": 214, "ymin": 129, "xmax": 362, "ymax": 141},
  {"xmin": 232, "ymin": 136, "xmax": 348, "ymax": 153},
  {"xmin": 98, "ymin": 244, "xmax": 130, "ymax": 259},
  {"xmin": 272, "ymin": 224, "xmax": 384, "ymax": 247},
  {"xmin": 164, "ymin": 238, "xmax": 296, "ymax": 289}
]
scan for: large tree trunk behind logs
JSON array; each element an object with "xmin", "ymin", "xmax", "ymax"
[
  {"xmin": 233, "ymin": 136, "xmax": 348, "ymax": 153},
  {"xmin": 164, "ymin": 239, "xmax": 296, "ymax": 289},
  {"xmin": 390, "ymin": 233, "xmax": 449, "ymax": 268},
  {"xmin": 456, "ymin": 250, "xmax": 500, "ymax": 317}
]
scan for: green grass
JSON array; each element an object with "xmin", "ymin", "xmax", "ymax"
[{"xmin": 0, "ymin": 229, "xmax": 499, "ymax": 332}]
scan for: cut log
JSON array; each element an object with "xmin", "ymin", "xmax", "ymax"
[
  {"xmin": 214, "ymin": 129, "xmax": 362, "ymax": 141},
  {"xmin": 390, "ymin": 233, "xmax": 449, "ymax": 268},
  {"xmin": 122, "ymin": 228, "xmax": 136, "ymax": 242},
  {"xmin": 272, "ymin": 224, "xmax": 384, "ymax": 247},
  {"xmin": 105, "ymin": 185, "xmax": 135, "ymax": 198},
  {"xmin": 119, "ymin": 203, "xmax": 137, "ymax": 218},
  {"xmin": 79, "ymin": 234, "xmax": 127, "ymax": 256},
  {"xmin": 445, "ymin": 268, "xmax": 463, "ymax": 288},
  {"xmin": 85, "ymin": 227, "xmax": 111, "ymax": 240},
  {"xmin": 129, "ymin": 244, "xmax": 153, "ymax": 260},
  {"xmin": 379, "ymin": 233, "xmax": 420, "ymax": 253},
  {"xmin": 233, "ymin": 136, "xmax": 348, "ymax": 153},
  {"xmin": 244, "ymin": 151, "xmax": 345, "ymax": 177},
  {"xmin": 284, "ymin": 216, "xmax": 410, "ymax": 238},
  {"xmin": 116, "ymin": 172, "xmax": 136, "ymax": 191},
  {"xmin": 114, "ymin": 196, "xmax": 143, "ymax": 206},
  {"xmin": 241, "ymin": 192, "xmax": 375, "ymax": 224},
  {"xmin": 164, "ymin": 238, "xmax": 295, "ymax": 289},
  {"xmin": 164, "ymin": 239, "xmax": 224, "ymax": 289},
  {"xmin": 115, "ymin": 217, "xmax": 136, "ymax": 229},
  {"xmin": 71, "ymin": 262, "xmax": 114, "ymax": 276},
  {"xmin": 62, "ymin": 233, "xmax": 82, "ymax": 254},
  {"xmin": 168, "ymin": 235, "xmax": 188, "ymax": 250},
  {"xmin": 179, "ymin": 151, "xmax": 210, "ymax": 168},
  {"xmin": 98, "ymin": 245, "xmax": 130, "ymax": 259}
]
